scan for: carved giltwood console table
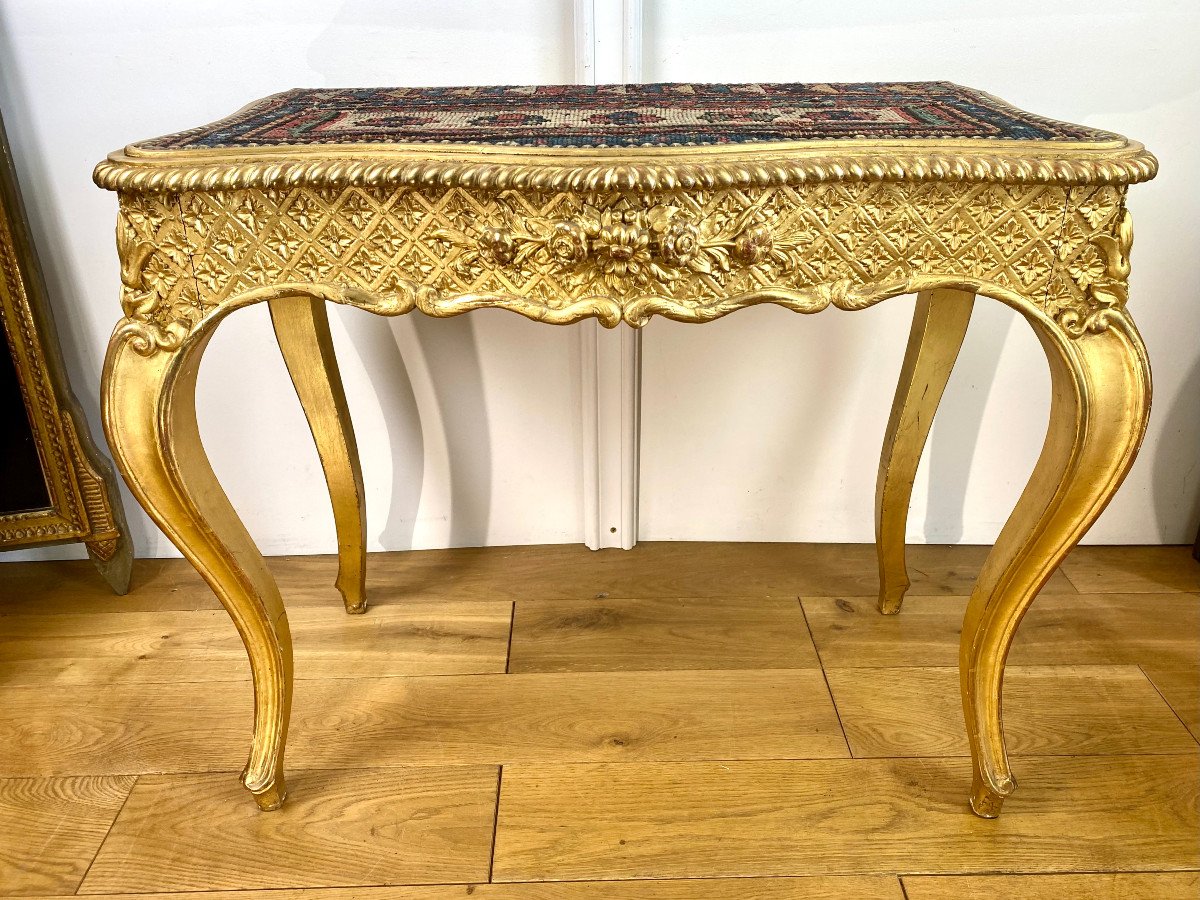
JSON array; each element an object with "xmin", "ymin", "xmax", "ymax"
[{"xmin": 94, "ymin": 83, "xmax": 1156, "ymax": 818}]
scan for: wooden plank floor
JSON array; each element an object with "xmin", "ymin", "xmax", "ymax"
[{"xmin": 0, "ymin": 542, "xmax": 1196, "ymax": 897}]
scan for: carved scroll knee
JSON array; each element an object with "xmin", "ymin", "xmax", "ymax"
[
  {"xmin": 102, "ymin": 328, "xmax": 294, "ymax": 810},
  {"xmin": 960, "ymin": 313, "xmax": 1150, "ymax": 818}
]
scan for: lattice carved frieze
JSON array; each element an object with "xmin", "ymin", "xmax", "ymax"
[{"xmin": 113, "ymin": 180, "xmax": 1132, "ymax": 354}]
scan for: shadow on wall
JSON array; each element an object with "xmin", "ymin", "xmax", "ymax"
[
  {"xmin": 305, "ymin": 0, "xmax": 580, "ymax": 542},
  {"xmin": 307, "ymin": 3, "xmax": 498, "ymax": 553},
  {"xmin": 921, "ymin": 299, "xmax": 1016, "ymax": 544},
  {"xmin": 335, "ymin": 306, "xmax": 493, "ymax": 552},
  {"xmin": 1153, "ymin": 350, "xmax": 1200, "ymax": 544},
  {"xmin": 2, "ymin": 5, "xmax": 498, "ymax": 556},
  {"xmin": 410, "ymin": 314, "xmax": 493, "ymax": 548},
  {"xmin": 335, "ymin": 308, "xmax": 424, "ymax": 551},
  {"xmin": 766, "ymin": 310, "xmax": 875, "ymax": 534}
]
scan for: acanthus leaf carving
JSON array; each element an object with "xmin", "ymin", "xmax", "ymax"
[
  {"xmin": 114, "ymin": 210, "xmax": 201, "ymax": 356},
  {"xmin": 1056, "ymin": 205, "xmax": 1133, "ymax": 338}
]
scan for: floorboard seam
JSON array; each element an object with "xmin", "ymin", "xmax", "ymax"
[
  {"xmin": 503, "ymin": 600, "xmax": 516, "ymax": 674},
  {"xmin": 1139, "ymin": 663, "xmax": 1200, "ymax": 746},
  {"xmin": 7, "ymin": 752, "xmax": 1199, "ymax": 785},
  {"xmin": 73, "ymin": 774, "xmax": 138, "ymax": 895},
  {"xmin": 899, "ymin": 867, "xmax": 1200, "ymax": 877},
  {"xmin": 1060, "ymin": 573, "xmax": 1092, "ymax": 593},
  {"xmin": 487, "ymin": 765, "xmax": 504, "ymax": 882},
  {"xmin": 798, "ymin": 597, "xmax": 854, "ymax": 758}
]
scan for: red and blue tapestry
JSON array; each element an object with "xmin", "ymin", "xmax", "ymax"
[{"xmin": 138, "ymin": 82, "xmax": 1114, "ymax": 151}]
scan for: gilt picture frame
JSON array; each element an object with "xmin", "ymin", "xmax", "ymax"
[{"xmin": 0, "ymin": 107, "xmax": 131, "ymax": 592}]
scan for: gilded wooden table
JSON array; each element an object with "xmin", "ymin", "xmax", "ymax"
[{"xmin": 94, "ymin": 82, "xmax": 1156, "ymax": 817}]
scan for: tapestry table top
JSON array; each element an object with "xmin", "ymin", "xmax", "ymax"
[
  {"xmin": 132, "ymin": 82, "xmax": 1116, "ymax": 151},
  {"xmin": 95, "ymin": 82, "xmax": 1154, "ymax": 194}
]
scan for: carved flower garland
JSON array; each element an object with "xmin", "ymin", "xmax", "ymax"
[
  {"xmin": 548, "ymin": 221, "xmax": 588, "ymax": 263},
  {"xmin": 478, "ymin": 227, "xmax": 516, "ymax": 265},
  {"xmin": 660, "ymin": 219, "xmax": 700, "ymax": 266},
  {"xmin": 437, "ymin": 198, "xmax": 815, "ymax": 292},
  {"xmin": 733, "ymin": 223, "xmax": 773, "ymax": 265}
]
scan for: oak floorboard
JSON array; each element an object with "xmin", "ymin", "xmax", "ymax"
[
  {"xmin": 1060, "ymin": 545, "xmax": 1200, "ymax": 593},
  {"xmin": 491, "ymin": 755, "xmax": 1200, "ymax": 881},
  {"xmin": 803, "ymin": 593, "xmax": 1200, "ymax": 669},
  {"xmin": 2, "ymin": 545, "xmax": 1194, "ymax": 894},
  {"xmin": 0, "ymin": 775, "xmax": 135, "ymax": 895},
  {"xmin": 0, "ymin": 557, "xmax": 212, "ymax": 614},
  {"xmin": 0, "ymin": 669, "xmax": 846, "ymax": 777},
  {"xmin": 902, "ymin": 872, "xmax": 1200, "ymax": 899},
  {"xmin": 508, "ymin": 596, "xmax": 819, "ymax": 672},
  {"xmin": 78, "ymin": 768, "xmax": 499, "ymax": 893},
  {"xmin": 289, "ymin": 669, "xmax": 848, "ymax": 767},
  {"xmin": 349, "ymin": 543, "xmax": 1075, "ymax": 602},
  {"xmin": 11, "ymin": 877, "xmax": 905, "ymax": 900},
  {"xmin": 1144, "ymin": 665, "xmax": 1200, "ymax": 742},
  {"xmin": 0, "ymin": 542, "xmax": 1076, "ymax": 615},
  {"xmin": 826, "ymin": 665, "xmax": 1197, "ymax": 757},
  {"xmin": 0, "ymin": 601, "xmax": 512, "ymax": 685}
]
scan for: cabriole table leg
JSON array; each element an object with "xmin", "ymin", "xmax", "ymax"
[
  {"xmin": 875, "ymin": 288, "xmax": 976, "ymax": 614},
  {"xmin": 961, "ymin": 312, "xmax": 1151, "ymax": 817},
  {"xmin": 102, "ymin": 326, "xmax": 294, "ymax": 810},
  {"xmin": 270, "ymin": 295, "xmax": 368, "ymax": 614}
]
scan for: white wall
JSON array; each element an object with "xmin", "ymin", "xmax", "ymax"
[
  {"xmin": 639, "ymin": 0, "xmax": 1200, "ymax": 545},
  {"xmin": 0, "ymin": 0, "xmax": 585, "ymax": 560},
  {"xmin": 1, "ymin": 0, "xmax": 1196, "ymax": 564}
]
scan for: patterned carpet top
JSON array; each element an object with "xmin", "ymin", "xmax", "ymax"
[{"xmin": 136, "ymin": 82, "xmax": 1115, "ymax": 151}]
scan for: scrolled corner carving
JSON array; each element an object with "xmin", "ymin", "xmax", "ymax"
[
  {"xmin": 111, "ymin": 317, "xmax": 189, "ymax": 356},
  {"xmin": 113, "ymin": 212, "xmax": 197, "ymax": 356},
  {"xmin": 116, "ymin": 217, "xmax": 161, "ymax": 317},
  {"xmin": 1056, "ymin": 205, "xmax": 1134, "ymax": 338}
]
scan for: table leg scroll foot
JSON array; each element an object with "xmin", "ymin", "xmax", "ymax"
[
  {"xmin": 102, "ymin": 327, "xmax": 295, "ymax": 811},
  {"xmin": 970, "ymin": 770, "xmax": 1014, "ymax": 819},
  {"xmin": 960, "ymin": 312, "xmax": 1150, "ymax": 818},
  {"xmin": 875, "ymin": 288, "xmax": 975, "ymax": 615},
  {"xmin": 245, "ymin": 770, "xmax": 288, "ymax": 811},
  {"xmin": 878, "ymin": 582, "xmax": 908, "ymax": 617},
  {"xmin": 270, "ymin": 295, "xmax": 368, "ymax": 615}
]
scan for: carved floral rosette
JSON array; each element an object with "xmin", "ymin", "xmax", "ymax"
[{"xmin": 112, "ymin": 178, "xmax": 1134, "ymax": 355}]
